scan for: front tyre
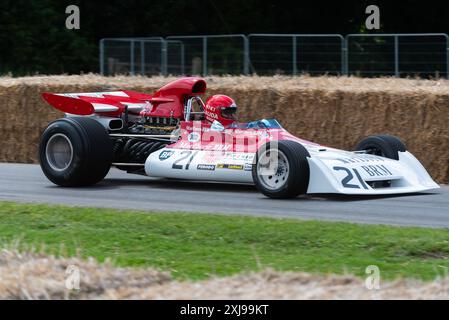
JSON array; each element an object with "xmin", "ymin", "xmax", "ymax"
[
  {"xmin": 355, "ymin": 134, "xmax": 406, "ymax": 160},
  {"xmin": 39, "ymin": 117, "xmax": 112, "ymax": 186},
  {"xmin": 252, "ymin": 140, "xmax": 310, "ymax": 199}
]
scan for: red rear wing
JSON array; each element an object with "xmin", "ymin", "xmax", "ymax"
[{"xmin": 41, "ymin": 77, "xmax": 207, "ymax": 119}]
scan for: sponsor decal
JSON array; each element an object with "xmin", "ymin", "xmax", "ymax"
[
  {"xmin": 205, "ymin": 110, "xmax": 218, "ymax": 119},
  {"xmin": 223, "ymin": 152, "xmax": 255, "ymax": 161},
  {"xmin": 244, "ymin": 163, "xmax": 253, "ymax": 171},
  {"xmin": 184, "ymin": 126, "xmax": 212, "ymax": 132},
  {"xmin": 159, "ymin": 150, "xmax": 175, "ymax": 160},
  {"xmin": 187, "ymin": 132, "xmax": 201, "ymax": 142},
  {"xmin": 197, "ymin": 164, "xmax": 216, "ymax": 171},
  {"xmin": 217, "ymin": 164, "xmax": 244, "ymax": 170},
  {"xmin": 178, "ymin": 141, "xmax": 232, "ymax": 151},
  {"xmin": 336, "ymin": 155, "xmax": 385, "ymax": 164},
  {"xmin": 361, "ymin": 164, "xmax": 393, "ymax": 177},
  {"xmin": 202, "ymin": 152, "xmax": 256, "ymax": 162},
  {"xmin": 209, "ymin": 144, "xmax": 232, "ymax": 151},
  {"xmin": 233, "ymin": 129, "xmax": 270, "ymax": 137}
]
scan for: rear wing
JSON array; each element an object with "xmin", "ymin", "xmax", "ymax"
[
  {"xmin": 41, "ymin": 76, "xmax": 207, "ymax": 119},
  {"xmin": 41, "ymin": 91, "xmax": 154, "ymax": 116}
]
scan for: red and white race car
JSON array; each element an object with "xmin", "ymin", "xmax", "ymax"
[{"xmin": 39, "ymin": 77, "xmax": 439, "ymax": 198}]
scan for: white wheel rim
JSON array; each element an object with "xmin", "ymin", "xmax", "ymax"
[
  {"xmin": 45, "ymin": 133, "xmax": 73, "ymax": 171},
  {"xmin": 257, "ymin": 149, "xmax": 290, "ymax": 191}
]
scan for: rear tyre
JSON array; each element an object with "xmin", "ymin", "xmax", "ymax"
[
  {"xmin": 355, "ymin": 135, "xmax": 406, "ymax": 160},
  {"xmin": 252, "ymin": 140, "xmax": 310, "ymax": 199},
  {"xmin": 39, "ymin": 117, "xmax": 112, "ymax": 186}
]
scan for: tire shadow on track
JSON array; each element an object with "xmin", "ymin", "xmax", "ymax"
[
  {"xmin": 101, "ymin": 177, "xmax": 258, "ymax": 193},
  {"xmin": 98, "ymin": 177, "xmax": 440, "ymax": 202},
  {"xmin": 304, "ymin": 192, "xmax": 440, "ymax": 202}
]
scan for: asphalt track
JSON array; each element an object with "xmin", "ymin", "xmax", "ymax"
[{"xmin": 0, "ymin": 163, "xmax": 448, "ymax": 228}]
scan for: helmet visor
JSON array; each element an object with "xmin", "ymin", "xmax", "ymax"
[{"xmin": 221, "ymin": 106, "xmax": 237, "ymax": 120}]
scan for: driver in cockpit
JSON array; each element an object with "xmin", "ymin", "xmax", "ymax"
[
  {"xmin": 204, "ymin": 94, "xmax": 238, "ymax": 128},
  {"xmin": 203, "ymin": 95, "xmax": 276, "ymax": 130}
]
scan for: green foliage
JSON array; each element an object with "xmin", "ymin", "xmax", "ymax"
[
  {"xmin": 1, "ymin": 201, "xmax": 449, "ymax": 280},
  {"xmin": 1, "ymin": 1, "xmax": 449, "ymax": 75},
  {"xmin": 0, "ymin": 0, "xmax": 96, "ymax": 75}
]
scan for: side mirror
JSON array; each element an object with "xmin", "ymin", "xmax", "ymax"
[{"xmin": 210, "ymin": 120, "xmax": 224, "ymax": 132}]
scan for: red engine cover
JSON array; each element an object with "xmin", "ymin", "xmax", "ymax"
[{"xmin": 139, "ymin": 77, "xmax": 206, "ymax": 119}]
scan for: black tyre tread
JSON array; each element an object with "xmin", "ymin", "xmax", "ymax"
[
  {"xmin": 39, "ymin": 117, "xmax": 112, "ymax": 186},
  {"xmin": 252, "ymin": 140, "xmax": 310, "ymax": 199},
  {"xmin": 374, "ymin": 134, "xmax": 406, "ymax": 153},
  {"xmin": 69, "ymin": 117, "xmax": 113, "ymax": 185},
  {"xmin": 355, "ymin": 134, "xmax": 406, "ymax": 160}
]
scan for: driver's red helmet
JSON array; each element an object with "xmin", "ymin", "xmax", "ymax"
[{"xmin": 204, "ymin": 95, "xmax": 237, "ymax": 127}]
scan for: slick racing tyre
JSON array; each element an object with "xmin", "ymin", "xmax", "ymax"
[
  {"xmin": 252, "ymin": 140, "xmax": 310, "ymax": 199},
  {"xmin": 39, "ymin": 117, "xmax": 112, "ymax": 186},
  {"xmin": 355, "ymin": 134, "xmax": 406, "ymax": 160}
]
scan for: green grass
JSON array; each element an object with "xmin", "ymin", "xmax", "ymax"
[{"xmin": 0, "ymin": 201, "xmax": 449, "ymax": 280}]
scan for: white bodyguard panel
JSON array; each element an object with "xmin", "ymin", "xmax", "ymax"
[
  {"xmin": 145, "ymin": 148, "xmax": 254, "ymax": 183},
  {"xmin": 144, "ymin": 145, "xmax": 439, "ymax": 195},
  {"xmin": 306, "ymin": 150, "xmax": 439, "ymax": 194}
]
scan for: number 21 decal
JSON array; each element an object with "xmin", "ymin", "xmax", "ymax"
[
  {"xmin": 172, "ymin": 151, "xmax": 198, "ymax": 170},
  {"xmin": 333, "ymin": 166, "xmax": 369, "ymax": 189}
]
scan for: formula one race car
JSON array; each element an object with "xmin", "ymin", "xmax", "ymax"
[{"xmin": 39, "ymin": 77, "xmax": 439, "ymax": 198}]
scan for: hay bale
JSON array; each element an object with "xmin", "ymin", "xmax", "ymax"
[
  {"xmin": 0, "ymin": 249, "xmax": 171, "ymax": 300},
  {"xmin": 1, "ymin": 249, "xmax": 449, "ymax": 299},
  {"xmin": 0, "ymin": 74, "xmax": 448, "ymax": 183}
]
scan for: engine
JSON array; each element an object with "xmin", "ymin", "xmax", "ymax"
[
  {"xmin": 112, "ymin": 138, "xmax": 167, "ymax": 164},
  {"xmin": 128, "ymin": 116, "xmax": 180, "ymax": 135},
  {"xmin": 111, "ymin": 114, "xmax": 181, "ymax": 169}
]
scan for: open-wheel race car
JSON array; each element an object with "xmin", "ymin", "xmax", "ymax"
[{"xmin": 39, "ymin": 77, "xmax": 439, "ymax": 199}]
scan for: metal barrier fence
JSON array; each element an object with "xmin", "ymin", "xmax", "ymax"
[
  {"xmin": 100, "ymin": 33, "xmax": 449, "ymax": 78},
  {"xmin": 100, "ymin": 37, "xmax": 185, "ymax": 76},
  {"xmin": 248, "ymin": 34, "xmax": 344, "ymax": 75},
  {"xmin": 345, "ymin": 33, "xmax": 449, "ymax": 77},
  {"xmin": 166, "ymin": 35, "xmax": 249, "ymax": 75}
]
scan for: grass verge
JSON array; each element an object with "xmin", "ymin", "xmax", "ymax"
[{"xmin": 0, "ymin": 201, "xmax": 448, "ymax": 280}]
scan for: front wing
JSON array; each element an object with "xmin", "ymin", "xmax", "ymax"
[{"xmin": 306, "ymin": 150, "xmax": 439, "ymax": 194}]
